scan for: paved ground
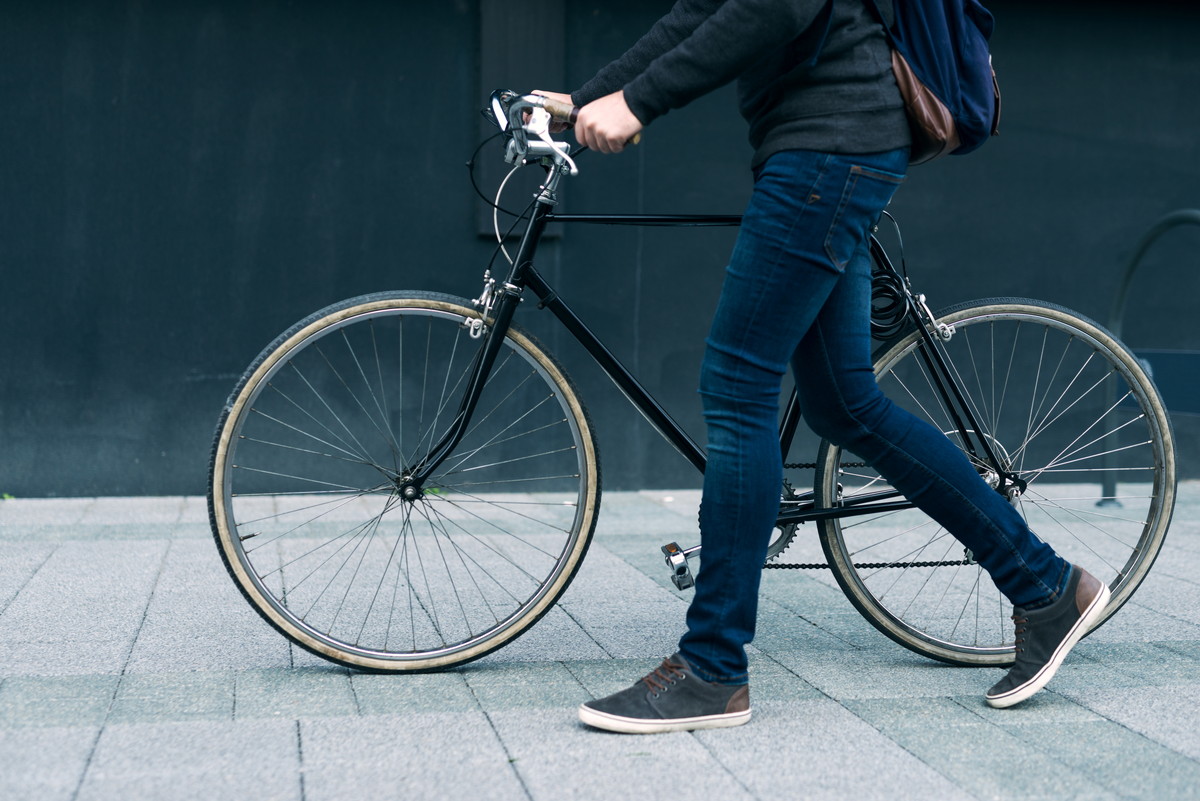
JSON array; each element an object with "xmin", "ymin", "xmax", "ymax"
[{"xmin": 2, "ymin": 483, "xmax": 1199, "ymax": 801}]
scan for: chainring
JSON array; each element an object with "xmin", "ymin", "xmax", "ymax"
[{"xmin": 766, "ymin": 478, "xmax": 801, "ymax": 561}]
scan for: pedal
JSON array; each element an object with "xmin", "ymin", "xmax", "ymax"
[{"xmin": 662, "ymin": 542, "xmax": 699, "ymax": 591}]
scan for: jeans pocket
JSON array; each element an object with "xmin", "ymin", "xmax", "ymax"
[{"xmin": 823, "ymin": 165, "xmax": 906, "ymax": 271}]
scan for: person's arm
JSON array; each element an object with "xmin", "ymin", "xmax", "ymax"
[
  {"xmin": 620, "ymin": 0, "xmax": 831, "ymax": 126},
  {"xmin": 571, "ymin": 0, "xmax": 724, "ymax": 108},
  {"xmin": 566, "ymin": 0, "xmax": 832, "ymax": 153}
]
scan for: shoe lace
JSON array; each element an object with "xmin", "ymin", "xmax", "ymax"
[
  {"xmin": 642, "ymin": 658, "xmax": 687, "ymax": 693},
  {"xmin": 1012, "ymin": 614, "xmax": 1029, "ymax": 655}
]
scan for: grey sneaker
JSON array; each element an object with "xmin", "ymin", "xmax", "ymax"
[
  {"xmin": 578, "ymin": 654, "xmax": 751, "ymax": 734},
  {"xmin": 986, "ymin": 565, "xmax": 1111, "ymax": 708}
]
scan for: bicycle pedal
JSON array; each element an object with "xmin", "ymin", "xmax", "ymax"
[{"xmin": 662, "ymin": 542, "xmax": 696, "ymax": 591}]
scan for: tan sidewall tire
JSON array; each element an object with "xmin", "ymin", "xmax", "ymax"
[{"xmin": 208, "ymin": 293, "xmax": 600, "ymax": 671}]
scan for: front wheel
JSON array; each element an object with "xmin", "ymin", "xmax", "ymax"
[
  {"xmin": 814, "ymin": 299, "xmax": 1175, "ymax": 666},
  {"xmin": 208, "ymin": 291, "xmax": 601, "ymax": 671}
]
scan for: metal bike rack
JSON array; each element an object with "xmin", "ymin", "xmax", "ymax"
[{"xmin": 1099, "ymin": 209, "xmax": 1200, "ymax": 506}]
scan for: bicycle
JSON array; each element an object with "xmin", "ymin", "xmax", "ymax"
[{"xmin": 207, "ymin": 91, "xmax": 1176, "ymax": 673}]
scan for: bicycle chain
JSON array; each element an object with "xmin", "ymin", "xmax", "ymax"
[
  {"xmin": 773, "ymin": 460, "xmax": 961, "ymax": 569},
  {"xmin": 783, "ymin": 462, "xmax": 868, "ymax": 470},
  {"xmin": 764, "ymin": 559, "xmax": 971, "ymax": 570}
]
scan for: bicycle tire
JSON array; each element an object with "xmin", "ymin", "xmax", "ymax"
[
  {"xmin": 811, "ymin": 298, "xmax": 1175, "ymax": 666},
  {"xmin": 208, "ymin": 291, "xmax": 601, "ymax": 672}
]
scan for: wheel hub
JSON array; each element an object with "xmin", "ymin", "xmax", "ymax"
[
  {"xmin": 955, "ymin": 430, "xmax": 1025, "ymax": 507},
  {"xmin": 395, "ymin": 475, "xmax": 424, "ymax": 502}
]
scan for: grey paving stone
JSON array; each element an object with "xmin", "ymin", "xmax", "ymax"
[
  {"xmin": 123, "ymin": 586, "xmax": 292, "ymax": 674},
  {"xmin": 1091, "ymin": 596, "xmax": 1200, "ymax": 641},
  {"xmin": 636, "ymin": 489, "xmax": 702, "ymax": 522},
  {"xmin": 1007, "ymin": 720, "xmax": 1200, "ymax": 800},
  {"xmin": 789, "ymin": 611, "xmax": 888, "ymax": 650},
  {"xmin": 76, "ymin": 719, "xmax": 301, "ymax": 801},
  {"xmin": 464, "ymin": 660, "xmax": 590, "ymax": 711},
  {"xmin": 488, "ymin": 707, "xmax": 754, "ymax": 801},
  {"xmin": 13, "ymin": 524, "xmax": 177, "ymax": 542},
  {"xmin": 177, "ymin": 497, "xmax": 211, "ymax": 525},
  {"xmin": 996, "ymin": 657, "xmax": 1146, "ymax": 698},
  {"xmin": 470, "ymin": 606, "xmax": 609, "ymax": 665},
  {"xmin": 842, "ymin": 695, "xmax": 993, "ymax": 730},
  {"xmin": 768, "ymin": 648, "xmax": 991, "ymax": 701},
  {"xmin": 171, "ymin": 522, "xmax": 215, "ymax": 539},
  {"xmin": 695, "ymin": 697, "xmax": 976, "ymax": 801},
  {"xmin": 3, "ymin": 487, "xmax": 1200, "ymax": 801},
  {"xmin": 871, "ymin": 719, "xmax": 1115, "ymax": 799},
  {"xmin": 0, "ymin": 725, "xmax": 98, "ymax": 801},
  {"xmin": 564, "ymin": 657, "xmax": 669, "ymax": 701},
  {"xmin": 0, "ymin": 541, "xmax": 167, "ymax": 645},
  {"xmin": 77, "ymin": 497, "xmax": 186, "ymax": 526},
  {"xmin": 591, "ymin": 492, "xmax": 700, "ymax": 538},
  {"xmin": 0, "ymin": 498, "xmax": 91, "ymax": 527},
  {"xmin": 300, "ymin": 713, "xmax": 527, "ymax": 801},
  {"xmin": 1061, "ymin": 684, "xmax": 1200, "ymax": 762},
  {"xmin": 0, "ymin": 675, "xmax": 119, "ymax": 727},
  {"xmin": 759, "ymin": 570, "xmax": 859, "ymax": 616},
  {"xmin": 108, "ymin": 672, "xmax": 235, "ymax": 723},
  {"xmin": 740, "ymin": 653, "xmax": 826, "ymax": 700},
  {"xmin": 350, "ymin": 671, "xmax": 479, "ymax": 715},
  {"xmin": 234, "ymin": 668, "xmax": 358, "ymax": 720},
  {"xmin": 0, "ymin": 544, "xmax": 55, "ymax": 611},
  {"xmin": 0, "ymin": 638, "xmax": 136, "ymax": 678},
  {"xmin": 963, "ymin": 691, "xmax": 1104, "ymax": 726},
  {"xmin": 751, "ymin": 597, "xmax": 868, "ymax": 655}
]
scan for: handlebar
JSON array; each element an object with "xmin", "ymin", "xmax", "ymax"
[
  {"xmin": 487, "ymin": 90, "xmax": 580, "ymax": 175},
  {"xmin": 487, "ymin": 90, "xmax": 638, "ymax": 173},
  {"xmin": 540, "ymin": 96, "xmax": 580, "ymax": 126}
]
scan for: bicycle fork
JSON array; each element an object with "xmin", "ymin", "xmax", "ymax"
[{"xmin": 402, "ymin": 281, "xmax": 524, "ymax": 496}]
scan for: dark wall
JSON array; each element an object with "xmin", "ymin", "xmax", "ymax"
[{"xmin": 1, "ymin": 0, "xmax": 1197, "ymax": 497}]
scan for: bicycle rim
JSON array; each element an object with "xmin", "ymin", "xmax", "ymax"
[
  {"xmin": 209, "ymin": 292, "xmax": 600, "ymax": 671},
  {"xmin": 815, "ymin": 299, "xmax": 1175, "ymax": 665}
]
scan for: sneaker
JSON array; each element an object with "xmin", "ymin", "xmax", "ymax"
[
  {"xmin": 578, "ymin": 654, "xmax": 751, "ymax": 734},
  {"xmin": 986, "ymin": 565, "xmax": 1111, "ymax": 708}
]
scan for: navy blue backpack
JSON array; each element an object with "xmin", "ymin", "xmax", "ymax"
[{"xmin": 865, "ymin": 0, "xmax": 1002, "ymax": 164}]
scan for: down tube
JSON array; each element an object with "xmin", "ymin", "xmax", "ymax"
[{"xmin": 521, "ymin": 266, "xmax": 708, "ymax": 474}]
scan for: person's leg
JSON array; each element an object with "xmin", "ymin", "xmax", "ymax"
[
  {"xmin": 792, "ymin": 244, "xmax": 1070, "ymax": 608},
  {"xmin": 580, "ymin": 148, "xmax": 908, "ymax": 733},
  {"xmin": 793, "ymin": 238, "xmax": 1108, "ymax": 708},
  {"xmin": 677, "ymin": 149, "xmax": 913, "ymax": 685}
]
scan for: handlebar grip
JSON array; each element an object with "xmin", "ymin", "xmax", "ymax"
[
  {"xmin": 537, "ymin": 94, "xmax": 642, "ymax": 147},
  {"xmin": 540, "ymin": 97, "xmax": 579, "ymax": 125}
]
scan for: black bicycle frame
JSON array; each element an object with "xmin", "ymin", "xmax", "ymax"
[{"xmin": 410, "ymin": 197, "xmax": 1012, "ymax": 526}]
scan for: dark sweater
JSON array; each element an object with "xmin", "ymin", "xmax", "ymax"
[{"xmin": 572, "ymin": 0, "xmax": 911, "ymax": 166}]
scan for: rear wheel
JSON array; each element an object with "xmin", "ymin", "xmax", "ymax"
[
  {"xmin": 814, "ymin": 299, "xmax": 1175, "ymax": 665},
  {"xmin": 208, "ymin": 291, "xmax": 601, "ymax": 671}
]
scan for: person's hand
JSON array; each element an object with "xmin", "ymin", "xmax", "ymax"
[
  {"xmin": 532, "ymin": 90, "xmax": 575, "ymax": 133},
  {"xmin": 574, "ymin": 91, "xmax": 643, "ymax": 154}
]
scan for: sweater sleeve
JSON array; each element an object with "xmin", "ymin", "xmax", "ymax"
[
  {"xmin": 571, "ymin": 0, "xmax": 723, "ymax": 108},
  {"xmin": 573, "ymin": 0, "xmax": 832, "ymax": 125}
]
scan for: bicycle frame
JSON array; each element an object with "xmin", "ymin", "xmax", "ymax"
[{"xmin": 408, "ymin": 162, "xmax": 1022, "ymax": 531}]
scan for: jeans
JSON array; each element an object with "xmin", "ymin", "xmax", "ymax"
[{"xmin": 676, "ymin": 148, "xmax": 1069, "ymax": 684}]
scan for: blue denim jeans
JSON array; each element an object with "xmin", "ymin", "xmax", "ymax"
[{"xmin": 677, "ymin": 148, "xmax": 1070, "ymax": 684}]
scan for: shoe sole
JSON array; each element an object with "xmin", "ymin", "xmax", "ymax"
[
  {"xmin": 578, "ymin": 704, "xmax": 751, "ymax": 734},
  {"xmin": 985, "ymin": 582, "xmax": 1112, "ymax": 709}
]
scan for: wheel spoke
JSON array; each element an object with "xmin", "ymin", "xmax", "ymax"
[
  {"xmin": 811, "ymin": 300, "xmax": 1172, "ymax": 665},
  {"xmin": 210, "ymin": 297, "xmax": 596, "ymax": 670}
]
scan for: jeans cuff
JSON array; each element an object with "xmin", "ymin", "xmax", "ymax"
[{"xmin": 680, "ymin": 651, "xmax": 749, "ymax": 686}]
